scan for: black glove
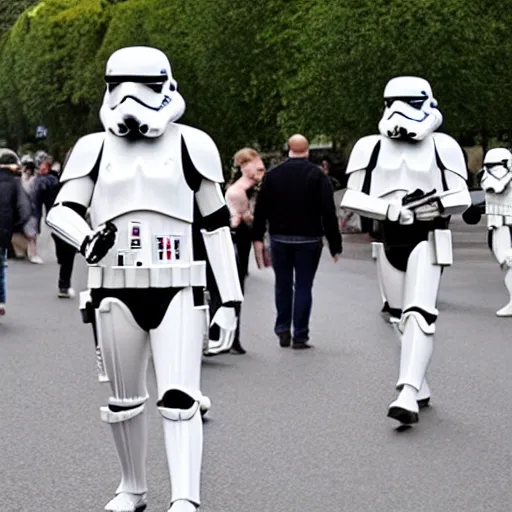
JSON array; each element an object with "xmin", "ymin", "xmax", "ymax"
[{"xmin": 80, "ymin": 221, "xmax": 117, "ymax": 264}]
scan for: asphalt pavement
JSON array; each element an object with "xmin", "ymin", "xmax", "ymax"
[{"xmin": 1, "ymin": 217, "xmax": 510, "ymax": 512}]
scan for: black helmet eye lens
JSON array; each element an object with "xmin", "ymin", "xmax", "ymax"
[
  {"xmin": 146, "ymin": 84, "xmax": 163, "ymax": 93},
  {"xmin": 384, "ymin": 97, "xmax": 426, "ymax": 109},
  {"xmin": 407, "ymin": 99, "xmax": 425, "ymax": 109},
  {"xmin": 108, "ymin": 83, "xmax": 119, "ymax": 93}
]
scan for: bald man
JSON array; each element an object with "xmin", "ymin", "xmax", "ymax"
[{"xmin": 252, "ymin": 134, "xmax": 342, "ymax": 349}]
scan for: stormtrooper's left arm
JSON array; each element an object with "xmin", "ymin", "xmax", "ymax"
[
  {"xmin": 195, "ymin": 179, "xmax": 244, "ymax": 305},
  {"xmin": 414, "ymin": 133, "xmax": 472, "ymax": 220},
  {"xmin": 196, "ymin": 179, "xmax": 243, "ymax": 355},
  {"xmin": 180, "ymin": 124, "xmax": 243, "ymax": 306}
]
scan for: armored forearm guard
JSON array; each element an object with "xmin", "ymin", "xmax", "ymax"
[{"xmin": 201, "ymin": 226, "xmax": 243, "ymax": 304}]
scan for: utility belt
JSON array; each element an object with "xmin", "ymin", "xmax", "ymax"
[
  {"xmin": 486, "ymin": 203, "xmax": 512, "ymax": 217},
  {"xmin": 86, "ymin": 262, "xmax": 207, "ymax": 289}
]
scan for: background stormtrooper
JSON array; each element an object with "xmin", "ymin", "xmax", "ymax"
[
  {"xmin": 480, "ymin": 148, "xmax": 512, "ymax": 316},
  {"xmin": 341, "ymin": 76, "xmax": 471, "ymax": 425},
  {"xmin": 47, "ymin": 46, "xmax": 243, "ymax": 512}
]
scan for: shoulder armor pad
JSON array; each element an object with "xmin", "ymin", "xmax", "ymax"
[
  {"xmin": 60, "ymin": 132, "xmax": 105, "ymax": 183},
  {"xmin": 432, "ymin": 133, "xmax": 467, "ymax": 180},
  {"xmin": 178, "ymin": 124, "xmax": 224, "ymax": 183},
  {"xmin": 346, "ymin": 135, "xmax": 382, "ymax": 174}
]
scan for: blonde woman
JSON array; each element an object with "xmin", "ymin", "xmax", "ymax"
[{"xmin": 224, "ymin": 148, "xmax": 265, "ymax": 353}]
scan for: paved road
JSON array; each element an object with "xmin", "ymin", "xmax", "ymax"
[{"xmin": 1, "ymin": 218, "xmax": 511, "ymax": 512}]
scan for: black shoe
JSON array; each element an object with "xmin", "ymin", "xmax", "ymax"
[
  {"xmin": 230, "ymin": 342, "xmax": 246, "ymax": 354},
  {"xmin": 292, "ymin": 339, "xmax": 312, "ymax": 350},
  {"xmin": 387, "ymin": 406, "xmax": 419, "ymax": 425},
  {"xmin": 417, "ymin": 397, "xmax": 430, "ymax": 408},
  {"xmin": 278, "ymin": 332, "xmax": 291, "ymax": 347}
]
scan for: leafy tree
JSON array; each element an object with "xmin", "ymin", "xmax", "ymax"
[
  {"xmin": 272, "ymin": 0, "xmax": 512, "ymax": 151},
  {"xmin": 0, "ymin": 0, "xmax": 111, "ymax": 154},
  {"xmin": 0, "ymin": 0, "xmax": 38, "ymax": 35},
  {"xmin": 2, "ymin": 0, "xmax": 512, "ymax": 162}
]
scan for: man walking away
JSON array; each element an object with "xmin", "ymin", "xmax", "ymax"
[{"xmin": 252, "ymin": 134, "xmax": 342, "ymax": 349}]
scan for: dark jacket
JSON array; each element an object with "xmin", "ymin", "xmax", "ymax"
[
  {"xmin": 33, "ymin": 173, "xmax": 59, "ymax": 220},
  {"xmin": 0, "ymin": 168, "xmax": 31, "ymax": 248},
  {"xmin": 252, "ymin": 157, "xmax": 342, "ymax": 256}
]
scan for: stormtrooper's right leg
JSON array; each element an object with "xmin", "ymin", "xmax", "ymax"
[
  {"xmin": 96, "ymin": 298, "xmax": 150, "ymax": 512},
  {"xmin": 378, "ymin": 244, "xmax": 432, "ymax": 407},
  {"xmin": 388, "ymin": 240, "xmax": 441, "ymax": 425},
  {"xmin": 376, "ymin": 244, "xmax": 404, "ymax": 324},
  {"xmin": 490, "ymin": 226, "xmax": 512, "ymax": 316}
]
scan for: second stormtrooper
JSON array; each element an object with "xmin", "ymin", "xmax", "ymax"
[
  {"xmin": 480, "ymin": 148, "xmax": 512, "ymax": 316},
  {"xmin": 341, "ymin": 76, "xmax": 471, "ymax": 425}
]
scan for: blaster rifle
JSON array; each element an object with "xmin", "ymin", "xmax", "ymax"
[{"xmin": 401, "ymin": 188, "xmax": 438, "ymax": 210}]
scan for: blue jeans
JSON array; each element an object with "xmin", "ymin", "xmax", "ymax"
[
  {"xmin": 270, "ymin": 236, "xmax": 323, "ymax": 341},
  {"xmin": 0, "ymin": 248, "xmax": 6, "ymax": 304}
]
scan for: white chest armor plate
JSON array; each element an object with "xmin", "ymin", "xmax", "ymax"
[
  {"xmin": 90, "ymin": 124, "xmax": 193, "ymax": 226},
  {"xmin": 87, "ymin": 125, "xmax": 206, "ymax": 290},
  {"xmin": 485, "ymin": 185, "xmax": 512, "ymax": 224},
  {"xmin": 370, "ymin": 137, "xmax": 444, "ymax": 202}
]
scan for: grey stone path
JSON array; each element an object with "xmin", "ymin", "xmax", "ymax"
[{"xmin": 0, "ymin": 218, "xmax": 510, "ymax": 512}]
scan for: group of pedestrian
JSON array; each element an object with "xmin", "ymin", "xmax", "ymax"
[{"xmin": 0, "ymin": 147, "xmax": 77, "ymax": 317}]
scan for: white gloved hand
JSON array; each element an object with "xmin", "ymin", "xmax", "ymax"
[
  {"xmin": 203, "ymin": 306, "xmax": 237, "ymax": 356},
  {"xmin": 398, "ymin": 208, "xmax": 415, "ymax": 225},
  {"xmin": 388, "ymin": 203, "xmax": 414, "ymax": 225}
]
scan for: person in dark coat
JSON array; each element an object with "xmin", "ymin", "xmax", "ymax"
[
  {"xmin": 0, "ymin": 149, "xmax": 31, "ymax": 315},
  {"xmin": 48, "ymin": 160, "xmax": 78, "ymax": 298},
  {"xmin": 252, "ymin": 134, "xmax": 342, "ymax": 349}
]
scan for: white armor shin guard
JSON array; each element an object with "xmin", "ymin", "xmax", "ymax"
[
  {"xmin": 396, "ymin": 313, "xmax": 434, "ymax": 392},
  {"xmin": 101, "ymin": 403, "xmax": 148, "ymax": 496},
  {"xmin": 417, "ymin": 379, "xmax": 431, "ymax": 407},
  {"xmin": 158, "ymin": 401, "xmax": 202, "ymax": 507},
  {"xmin": 388, "ymin": 313, "xmax": 434, "ymax": 424}
]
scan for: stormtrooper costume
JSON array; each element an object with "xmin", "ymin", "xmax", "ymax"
[
  {"xmin": 47, "ymin": 46, "xmax": 243, "ymax": 512},
  {"xmin": 341, "ymin": 76, "xmax": 471, "ymax": 425},
  {"xmin": 480, "ymin": 148, "xmax": 512, "ymax": 316}
]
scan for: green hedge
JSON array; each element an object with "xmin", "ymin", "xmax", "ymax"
[{"xmin": 1, "ymin": 0, "xmax": 512, "ymax": 163}]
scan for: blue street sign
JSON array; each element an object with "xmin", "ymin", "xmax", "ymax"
[{"xmin": 36, "ymin": 125, "xmax": 48, "ymax": 139}]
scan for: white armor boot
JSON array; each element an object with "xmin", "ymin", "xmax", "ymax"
[
  {"xmin": 481, "ymin": 148, "xmax": 512, "ymax": 316},
  {"xmin": 388, "ymin": 312, "xmax": 434, "ymax": 424},
  {"xmin": 47, "ymin": 46, "xmax": 243, "ymax": 511},
  {"xmin": 169, "ymin": 501, "xmax": 197, "ymax": 512},
  {"xmin": 496, "ymin": 266, "xmax": 512, "ymax": 316},
  {"xmin": 105, "ymin": 493, "xmax": 147, "ymax": 512},
  {"xmin": 341, "ymin": 76, "xmax": 470, "ymax": 427},
  {"xmin": 417, "ymin": 378, "xmax": 431, "ymax": 408}
]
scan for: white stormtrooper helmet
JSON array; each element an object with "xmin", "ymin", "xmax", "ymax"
[
  {"xmin": 480, "ymin": 148, "xmax": 512, "ymax": 194},
  {"xmin": 99, "ymin": 46, "xmax": 186, "ymax": 138},
  {"xmin": 378, "ymin": 76, "xmax": 443, "ymax": 142}
]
